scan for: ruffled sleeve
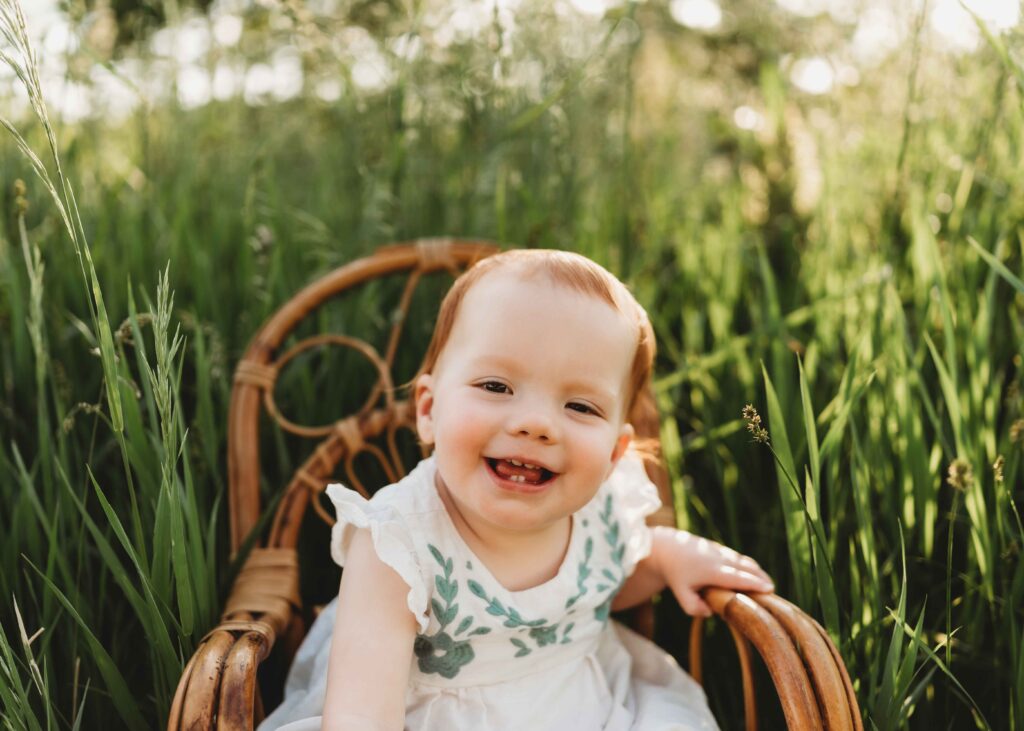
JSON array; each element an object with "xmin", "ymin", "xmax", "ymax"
[
  {"xmin": 325, "ymin": 484, "xmax": 431, "ymax": 633},
  {"xmin": 605, "ymin": 452, "xmax": 663, "ymax": 576}
]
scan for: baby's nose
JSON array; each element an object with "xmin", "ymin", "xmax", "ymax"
[{"xmin": 508, "ymin": 406, "xmax": 557, "ymax": 442}]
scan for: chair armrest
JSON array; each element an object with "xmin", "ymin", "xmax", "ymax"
[
  {"xmin": 167, "ymin": 549, "xmax": 302, "ymax": 731},
  {"xmin": 689, "ymin": 588, "xmax": 863, "ymax": 731}
]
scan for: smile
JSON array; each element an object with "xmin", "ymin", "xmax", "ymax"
[{"xmin": 485, "ymin": 457, "xmax": 557, "ymax": 491}]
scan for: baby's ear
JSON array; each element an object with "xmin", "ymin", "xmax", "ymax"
[{"xmin": 414, "ymin": 374, "xmax": 436, "ymax": 445}]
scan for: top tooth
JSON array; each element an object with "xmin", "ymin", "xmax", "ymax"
[
  {"xmin": 524, "ymin": 462, "xmax": 538, "ymax": 469},
  {"xmin": 508, "ymin": 459, "xmax": 522, "ymax": 466}
]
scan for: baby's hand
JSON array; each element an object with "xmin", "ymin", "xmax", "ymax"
[{"xmin": 652, "ymin": 527, "xmax": 774, "ymax": 618}]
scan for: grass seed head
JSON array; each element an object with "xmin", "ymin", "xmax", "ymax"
[
  {"xmin": 13, "ymin": 178, "xmax": 27, "ymax": 214},
  {"xmin": 1011, "ymin": 419, "xmax": 1024, "ymax": 445},
  {"xmin": 993, "ymin": 455, "xmax": 1005, "ymax": 484},
  {"xmin": 742, "ymin": 404, "xmax": 770, "ymax": 444},
  {"xmin": 947, "ymin": 458, "xmax": 974, "ymax": 492}
]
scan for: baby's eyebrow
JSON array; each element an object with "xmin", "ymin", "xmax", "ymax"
[{"xmin": 467, "ymin": 354, "xmax": 520, "ymax": 372}]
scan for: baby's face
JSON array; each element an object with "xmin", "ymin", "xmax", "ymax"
[{"xmin": 415, "ymin": 269, "xmax": 636, "ymax": 538}]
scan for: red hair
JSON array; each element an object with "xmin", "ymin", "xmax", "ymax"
[{"xmin": 415, "ymin": 249, "xmax": 658, "ymax": 454}]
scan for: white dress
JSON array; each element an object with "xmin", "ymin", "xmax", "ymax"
[{"xmin": 258, "ymin": 454, "xmax": 719, "ymax": 731}]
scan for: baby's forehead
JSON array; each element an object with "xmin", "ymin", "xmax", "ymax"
[
  {"xmin": 465, "ymin": 265, "xmax": 626, "ymax": 314},
  {"xmin": 447, "ymin": 271, "xmax": 635, "ymax": 361}
]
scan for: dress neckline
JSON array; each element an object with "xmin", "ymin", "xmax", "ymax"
[{"xmin": 424, "ymin": 459, "xmax": 583, "ymax": 598}]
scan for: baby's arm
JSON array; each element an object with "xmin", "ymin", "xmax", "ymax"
[
  {"xmin": 611, "ymin": 526, "xmax": 774, "ymax": 617},
  {"xmin": 321, "ymin": 528, "xmax": 418, "ymax": 731}
]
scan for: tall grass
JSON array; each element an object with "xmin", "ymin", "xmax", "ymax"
[{"xmin": 1, "ymin": 0, "xmax": 1022, "ymax": 728}]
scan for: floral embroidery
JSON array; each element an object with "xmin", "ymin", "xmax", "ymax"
[
  {"xmin": 529, "ymin": 625, "xmax": 559, "ymax": 646},
  {"xmin": 415, "ymin": 544, "xmax": 476, "ymax": 678},
  {"xmin": 415, "ymin": 633, "xmax": 475, "ymax": 678}
]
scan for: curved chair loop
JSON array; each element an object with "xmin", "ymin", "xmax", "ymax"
[
  {"xmin": 166, "ymin": 651, "xmax": 197, "ymax": 731},
  {"xmin": 341, "ymin": 440, "xmax": 399, "ymax": 502},
  {"xmin": 217, "ymin": 633, "xmax": 268, "ymax": 730},
  {"xmin": 723, "ymin": 623, "xmax": 759, "ymax": 731},
  {"xmin": 701, "ymin": 588, "xmax": 823, "ymax": 729},
  {"xmin": 689, "ymin": 615, "xmax": 759, "ymax": 731},
  {"xmin": 180, "ymin": 630, "xmax": 237, "ymax": 729},
  {"xmin": 813, "ymin": 621, "xmax": 863, "ymax": 731},
  {"xmin": 263, "ymin": 334, "xmax": 394, "ymax": 438},
  {"xmin": 385, "ymin": 420, "xmax": 420, "ymax": 479},
  {"xmin": 753, "ymin": 594, "xmax": 855, "ymax": 731}
]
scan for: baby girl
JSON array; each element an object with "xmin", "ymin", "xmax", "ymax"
[{"xmin": 260, "ymin": 248, "xmax": 773, "ymax": 730}]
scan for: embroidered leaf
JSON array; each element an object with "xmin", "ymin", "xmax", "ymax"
[
  {"xmin": 428, "ymin": 544, "xmax": 446, "ymax": 569},
  {"xmin": 602, "ymin": 568, "xmax": 617, "ymax": 583},
  {"xmin": 507, "ymin": 607, "xmax": 523, "ymax": 623},
  {"xmin": 443, "ymin": 603, "xmax": 459, "ymax": 626},
  {"xmin": 445, "ymin": 557, "xmax": 453, "ymax": 576},
  {"xmin": 467, "ymin": 579, "xmax": 487, "ymax": 599},
  {"xmin": 605, "ymin": 522, "xmax": 620, "ymax": 546},
  {"xmin": 486, "ymin": 598, "xmax": 506, "ymax": 617},
  {"xmin": 526, "ymin": 618, "xmax": 547, "ymax": 627},
  {"xmin": 584, "ymin": 536, "xmax": 593, "ymax": 559},
  {"xmin": 565, "ymin": 596, "xmax": 578, "ymax": 609},
  {"xmin": 470, "ymin": 627, "xmax": 492, "ymax": 636},
  {"xmin": 436, "ymin": 576, "xmax": 457, "ymax": 603},
  {"xmin": 510, "ymin": 638, "xmax": 531, "ymax": 657},
  {"xmin": 455, "ymin": 616, "xmax": 474, "ymax": 635},
  {"xmin": 562, "ymin": 622, "xmax": 574, "ymax": 636},
  {"xmin": 579, "ymin": 566, "xmax": 591, "ymax": 581},
  {"xmin": 431, "ymin": 598, "xmax": 446, "ymax": 624},
  {"xmin": 613, "ymin": 545, "xmax": 625, "ymax": 565},
  {"xmin": 466, "ymin": 560, "xmax": 473, "ymax": 570},
  {"xmin": 596, "ymin": 584, "xmax": 608, "ymax": 592}
]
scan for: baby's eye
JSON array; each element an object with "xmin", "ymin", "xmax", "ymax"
[
  {"xmin": 480, "ymin": 381, "xmax": 510, "ymax": 394},
  {"xmin": 566, "ymin": 401, "xmax": 598, "ymax": 416}
]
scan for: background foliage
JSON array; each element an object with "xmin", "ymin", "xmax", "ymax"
[{"xmin": 1, "ymin": 0, "xmax": 1022, "ymax": 728}]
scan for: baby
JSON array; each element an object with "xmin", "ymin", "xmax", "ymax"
[{"xmin": 260, "ymin": 249, "xmax": 773, "ymax": 731}]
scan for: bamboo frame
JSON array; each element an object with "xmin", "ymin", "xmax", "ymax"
[{"xmin": 167, "ymin": 239, "xmax": 863, "ymax": 730}]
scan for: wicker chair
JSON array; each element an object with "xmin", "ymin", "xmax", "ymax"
[{"xmin": 167, "ymin": 239, "xmax": 863, "ymax": 731}]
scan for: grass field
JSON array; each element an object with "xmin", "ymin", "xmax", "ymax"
[{"xmin": 1, "ymin": 0, "xmax": 1022, "ymax": 728}]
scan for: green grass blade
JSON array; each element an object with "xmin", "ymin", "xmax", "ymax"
[{"xmin": 26, "ymin": 561, "xmax": 147, "ymax": 731}]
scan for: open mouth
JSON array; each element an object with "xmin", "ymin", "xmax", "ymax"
[{"xmin": 485, "ymin": 457, "xmax": 556, "ymax": 487}]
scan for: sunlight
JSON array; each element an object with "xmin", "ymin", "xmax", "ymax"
[
  {"xmin": 669, "ymin": 0, "xmax": 723, "ymax": 31},
  {"xmin": 790, "ymin": 56, "xmax": 834, "ymax": 95}
]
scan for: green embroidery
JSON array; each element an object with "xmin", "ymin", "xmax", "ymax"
[
  {"xmin": 414, "ymin": 633, "xmax": 475, "ymax": 678},
  {"xmin": 416, "ymin": 544, "xmax": 476, "ymax": 678},
  {"xmin": 467, "ymin": 579, "xmax": 546, "ymax": 628},
  {"xmin": 594, "ymin": 493, "xmax": 627, "ymax": 623},
  {"xmin": 529, "ymin": 624, "xmax": 559, "ymax": 646},
  {"xmin": 465, "ymin": 577, "xmax": 570, "ymax": 656},
  {"xmin": 564, "ymin": 536, "xmax": 594, "ymax": 609}
]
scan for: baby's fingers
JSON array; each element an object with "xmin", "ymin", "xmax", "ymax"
[
  {"xmin": 719, "ymin": 565, "xmax": 774, "ymax": 593},
  {"xmin": 677, "ymin": 588, "xmax": 713, "ymax": 618},
  {"xmin": 736, "ymin": 556, "xmax": 773, "ymax": 586}
]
